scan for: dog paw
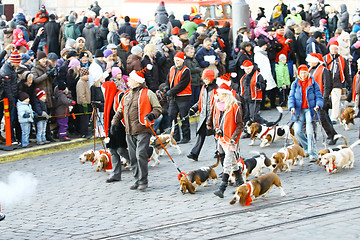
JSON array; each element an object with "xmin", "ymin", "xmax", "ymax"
[{"xmin": 249, "ymin": 142, "xmax": 254, "ymax": 146}]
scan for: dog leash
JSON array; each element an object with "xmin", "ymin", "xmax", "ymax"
[
  {"xmin": 145, "ymin": 117, "xmax": 183, "ymax": 175},
  {"xmin": 315, "ymin": 110, "xmax": 328, "ymax": 149},
  {"xmin": 161, "ymin": 113, "xmax": 198, "ymax": 134}
]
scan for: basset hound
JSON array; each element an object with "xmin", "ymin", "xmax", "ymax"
[
  {"xmin": 317, "ymin": 134, "xmax": 348, "ymax": 164},
  {"xmin": 230, "ymin": 172, "xmax": 286, "ymax": 206},
  {"xmin": 179, "ymin": 155, "xmax": 220, "ymax": 194},
  {"xmin": 339, "ymin": 107, "xmax": 355, "ymax": 130},
  {"xmin": 271, "ymin": 134, "xmax": 305, "ymax": 172}
]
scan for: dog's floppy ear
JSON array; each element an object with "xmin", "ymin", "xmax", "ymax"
[{"xmin": 239, "ymin": 186, "xmax": 249, "ymax": 206}]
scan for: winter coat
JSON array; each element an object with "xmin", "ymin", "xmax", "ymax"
[
  {"xmin": 253, "ymin": 46, "xmax": 277, "ymax": 90},
  {"xmin": 117, "ymin": 43, "xmax": 132, "ymax": 74},
  {"xmin": 96, "ymin": 25, "xmax": 109, "ymax": 49},
  {"xmin": 155, "ymin": 49, "xmax": 175, "ymax": 85},
  {"xmin": 82, "ymin": 23, "xmax": 97, "ymax": 54},
  {"xmin": 17, "ymin": 100, "xmax": 34, "ymax": 123},
  {"xmin": 54, "ymin": 86, "xmax": 73, "ymax": 118},
  {"xmin": 142, "ymin": 55, "xmax": 159, "ymax": 92},
  {"xmin": 337, "ymin": 31, "xmax": 352, "ymax": 60},
  {"xmin": 327, "ymin": 14, "xmax": 338, "ymax": 35},
  {"xmin": 17, "ymin": 76, "xmax": 36, "ymax": 101},
  {"xmin": 0, "ymin": 61, "xmax": 18, "ymax": 103},
  {"xmin": 91, "ymin": 85, "xmax": 104, "ymax": 112},
  {"xmin": 181, "ymin": 21, "xmax": 198, "ymax": 38},
  {"xmin": 297, "ymin": 31, "xmax": 310, "ymax": 65},
  {"xmin": 233, "ymin": 48, "xmax": 254, "ymax": 83},
  {"xmin": 88, "ymin": 59, "xmax": 109, "ymax": 87},
  {"xmin": 44, "ymin": 20, "xmax": 61, "ymax": 56},
  {"xmin": 306, "ymin": 37, "xmax": 322, "ymax": 55},
  {"xmin": 3, "ymin": 28, "xmax": 13, "ymax": 48},
  {"xmin": 288, "ymin": 77, "xmax": 324, "ymax": 122},
  {"xmin": 126, "ymin": 54, "xmax": 142, "ymax": 75},
  {"xmin": 107, "ymin": 31, "xmax": 120, "ymax": 46},
  {"xmin": 118, "ymin": 22, "xmax": 136, "ymax": 41},
  {"xmin": 63, "ymin": 22, "xmax": 81, "ymax": 42},
  {"xmin": 275, "ymin": 62, "xmax": 291, "ymax": 87},
  {"xmin": 337, "ymin": 4, "xmax": 349, "ymax": 31},
  {"xmin": 284, "ymin": 27, "xmax": 296, "ymax": 61},
  {"xmin": 184, "ymin": 56, "xmax": 202, "ymax": 87},
  {"xmin": 169, "ymin": 15, "xmax": 182, "ymax": 29},
  {"xmin": 16, "ymin": 63, "xmax": 31, "ymax": 76},
  {"xmin": 76, "ymin": 76, "xmax": 91, "ymax": 104},
  {"xmin": 32, "ymin": 98, "xmax": 48, "ymax": 121},
  {"xmin": 66, "ymin": 69, "xmax": 80, "ymax": 101},
  {"xmin": 31, "ymin": 60, "xmax": 55, "ymax": 109},
  {"xmin": 195, "ymin": 46, "xmax": 220, "ymax": 68},
  {"xmin": 111, "ymin": 83, "xmax": 162, "ymax": 135}
]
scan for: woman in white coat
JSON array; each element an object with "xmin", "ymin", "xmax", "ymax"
[{"xmin": 254, "ymin": 39, "xmax": 278, "ymax": 109}]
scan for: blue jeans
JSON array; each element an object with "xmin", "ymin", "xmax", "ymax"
[
  {"xmin": 293, "ymin": 109, "xmax": 317, "ymax": 159},
  {"xmin": 36, "ymin": 120, "xmax": 47, "ymax": 143},
  {"xmin": 20, "ymin": 122, "xmax": 31, "ymax": 147}
]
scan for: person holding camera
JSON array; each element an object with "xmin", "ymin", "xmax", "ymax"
[{"xmin": 111, "ymin": 67, "xmax": 162, "ymax": 191}]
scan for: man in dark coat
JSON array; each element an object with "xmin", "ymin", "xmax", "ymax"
[
  {"xmin": 169, "ymin": 12, "xmax": 182, "ymax": 29},
  {"xmin": 82, "ymin": 18, "xmax": 98, "ymax": 54},
  {"xmin": 90, "ymin": 1, "xmax": 101, "ymax": 17},
  {"xmin": 118, "ymin": 16, "xmax": 136, "ymax": 41},
  {"xmin": 44, "ymin": 14, "xmax": 60, "ymax": 56},
  {"xmin": 297, "ymin": 21, "xmax": 311, "ymax": 65}
]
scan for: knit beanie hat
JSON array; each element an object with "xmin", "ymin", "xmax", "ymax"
[
  {"xmin": 94, "ymin": 49, "xmax": 104, "ymax": 58},
  {"xmin": 19, "ymin": 92, "xmax": 29, "ymax": 101},
  {"xmin": 103, "ymin": 49, "xmax": 113, "ymax": 58},
  {"xmin": 129, "ymin": 65, "xmax": 153, "ymax": 83},
  {"xmin": 79, "ymin": 67, "xmax": 89, "ymax": 77},
  {"xmin": 21, "ymin": 53, "xmax": 31, "ymax": 64},
  {"xmin": 9, "ymin": 50, "xmax": 22, "ymax": 64},
  {"xmin": 47, "ymin": 52, "xmax": 59, "ymax": 61},
  {"xmin": 111, "ymin": 67, "xmax": 122, "ymax": 78},
  {"xmin": 202, "ymin": 69, "xmax": 215, "ymax": 81},
  {"xmin": 131, "ymin": 45, "xmax": 143, "ymax": 55},
  {"xmin": 279, "ymin": 54, "xmax": 287, "ymax": 62},
  {"xmin": 257, "ymin": 39, "xmax": 268, "ymax": 47},
  {"xmin": 36, "ymin": 88, "xmax": 46, "ymax": 99},
  {"xmin": 68, "ymin": 58, "xmax": 80, "ymax": 68},
  {"xmin": 37, "ymin": 51, "xmax": 47, "ymax": 60},
  {"xmin": 66, "ymin": 50, "xmax": 78, "ymax": 59}
]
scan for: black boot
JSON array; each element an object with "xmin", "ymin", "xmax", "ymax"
[
  {"xmin": 214, "ymin": 173, "xmax": 229, "ymax": 198},
  {"xmin": 233, "ymin": 169, "xmax": 244, "ymax": 187},
  {"xmin": 0, "ymin": 213, "xmax": 5, "ymax": 221}
]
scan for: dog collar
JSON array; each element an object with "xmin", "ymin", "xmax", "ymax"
[
  {"xmin": 237, "ymin": 158, "xmax": 245, "ymax": 171},
  {"xmin": 245, "ymin": 182, "xmax": 253, "ymax": 206}
]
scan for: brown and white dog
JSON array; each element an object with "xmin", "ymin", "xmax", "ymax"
[
  {"xmin": 339, "ymin": 107, "xmax": 355, "ymax": 130},
  {"xmin": 319, "ymin": 140, "xmax": 360, "ymax": 173},
  {"xmin": 230, "ymin": 172, "xmax": 286, "ymax": 206},
  {"xmin": 272, "ymin": 134, "xmax": 305, "ymax": 172},
  {"xmin": 179, "ymin": 155, "xmax": 220, "ymax": 194},
  {"xmin": 79, "ymin": 149, "xmax": 128, "ymax": 172},
  {"xmin": 149, "ymin": 122, "xmax": 181, "ymax": 167},
  {"xmin": 317, "ymin": 134, "xmax": 348, "ymax": 164}
]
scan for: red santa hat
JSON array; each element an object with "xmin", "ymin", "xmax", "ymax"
[
  {"xmin": 329, "ymin": 41, "xmax": 339, "ymax": 50},
  {"xmin": 129, "ymin": 64, "xmax": 153, "ymax": 83},
  {"xmin": 241, "ymin": 60, "xmax": 254, "ymax": 69},
  {"xmin": 306, "ymin": 52, "xmax": 322, "ymax": 63},
  {"xmin": 202, "ymin": 69, "xmax": 215, "ymax": 81},
  {"xmin": 217, "ymin": 83, "xmax": 232, "ymax": 95},
  {"xmin": 216, "ymin": 72, "xmax": 237, "ymax": 86},
  {"xmin": 297, "ymin": 64, "xmax": 309, "ymax": 76},
  {"xmin": 174, "ymin": 52, "xmax": 185, "ymax": 62}
]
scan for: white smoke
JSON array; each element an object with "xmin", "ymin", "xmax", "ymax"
[{"xmin": 0, "ymin": 171, "xmax": 38, "ymax": 207}]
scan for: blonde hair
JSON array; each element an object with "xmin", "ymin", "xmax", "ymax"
[
  {"xmin": 143, "ymin": 44, "xmax": 156, "ymax": 61},
  {"xmin": 223, "ymin": 93, "xmax": 237, "ymax": 111},
  {"xmin": 108, "ymin": 22, "xmax": 118, "ymax": 31}
]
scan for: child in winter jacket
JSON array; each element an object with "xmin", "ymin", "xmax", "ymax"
[
  {"xmin": 33, "ymin": 88, "xmax": 50, "ymax": 145},
  {"xmin": 12, "ymin": 28, "xmax": 29, "ymax": 50},
  {"xmin": 111, "ymin": 67, "xmax": 128, "ymax": 91},
  {"xmin": 275, "ymin": 54, "xmax": 291, "ymax": 107},
  {"xmin": 54, "ymin": 82, "xmax": 76, "ymax": 141},
  {"xmin": 76, "ymin": 67, "xmax": 92, "ymax": 138},
  {"xmin": 17, "ymin": 92, "xmax": 34, "ymax": 147}
]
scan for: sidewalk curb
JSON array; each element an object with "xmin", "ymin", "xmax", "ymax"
[{"xmin": 0, "ymin": 139, "xmax": 102, "ymax": 164}]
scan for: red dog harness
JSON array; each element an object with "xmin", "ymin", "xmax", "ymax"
[{"xmin": 260, "ymin": 126, "xmax": 277, "ymax": 143}]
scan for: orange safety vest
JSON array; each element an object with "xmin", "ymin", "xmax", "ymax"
[
  {"xmin": 198, "ymin": 85, "xmax": 217, "ymax": 113},
  {"xmin": 113, "ymin": 90, "xmax": 125, "ymax": 113},
  {"xmin": 240, "ymin": 71, "xmax": 263, "ymax": 100},
  {"xmin": 324, "ymin": 54, "xmax": 346, "ymax": 83},
  {"xmin": 309, "ymin": 64, "xmax": 325, "ymax": 94},
  {"xmin": 98, "ymin": 150, "xmax": 113, "ymax": 170},
  {"xmin": 352, "ymin": 74, "xmax": 360, "ymax": 102},
  {"xmin": 168, "ymin": 65, "xmax": 192, "ymax": 96},
  {"xmin": 121, "ymin": 88, "xmax": 154, "ymax": 126},
  {"xmin": 213, "ymin": 102, "xmax": 241, "ymax": 145}
]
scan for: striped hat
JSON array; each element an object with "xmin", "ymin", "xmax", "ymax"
[
  {"xmin": 36, "ymin": 88, "xmax": 46, "ymax": 99},
  {"xmin": 9, "ymin": 51, "xmax": 22, "ymax": 64}
]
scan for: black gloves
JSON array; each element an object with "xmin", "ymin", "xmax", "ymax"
[
  {"xmin": 145, "ymin": 113, "xmax": 155, "ymax": 121},
  {"xmin": 110, "ymin": 125, "xmax": 118, "ymax": 135}
]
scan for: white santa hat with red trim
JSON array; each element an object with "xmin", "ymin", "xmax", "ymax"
[
  {"xmin": 217, "ymin": 83, "xmax": 232, "ymax": 95},
  {"xmin": 216, "ymin": 72, "xmax": 237, "ymax": 86},
  {"xmin": 129, "ymin": 64, "xmax": 153, "ymax": 83}
]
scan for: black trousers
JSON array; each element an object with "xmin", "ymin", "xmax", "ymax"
[
  {"xmin": 168, "ymin": 99, "xmax": 190, "ymax": 141},
  {"xmin": 243, "ymin": 100, "xmax": 268, "ymax": 124},
  {"xmin": 190, "ymin": 122, "xmax": 207, "ymax": 157}
]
